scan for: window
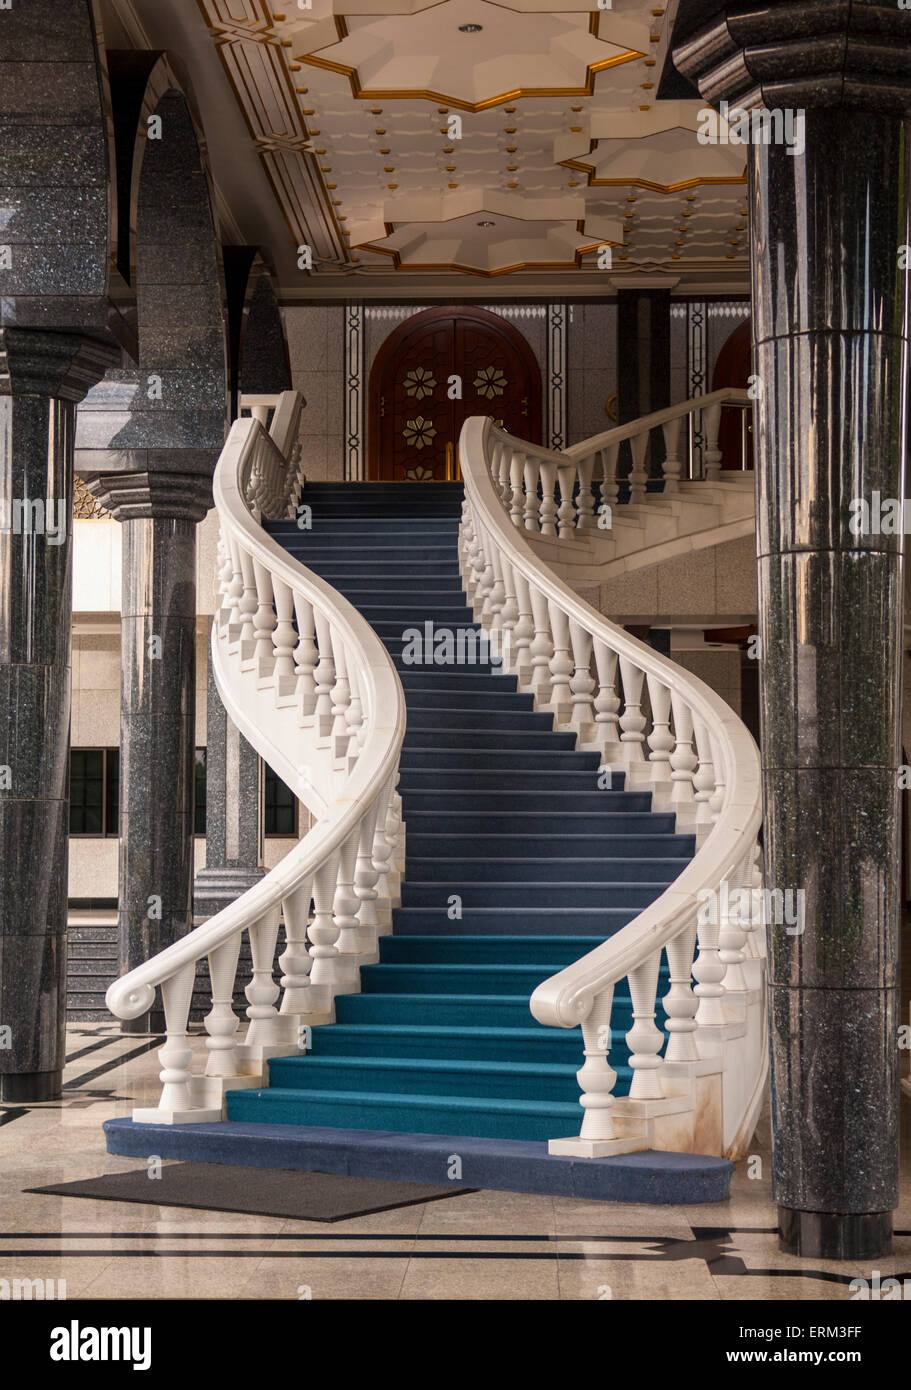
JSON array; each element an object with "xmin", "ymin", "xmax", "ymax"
[
  {"xmin": 70, "ymin": 748, "xmax": 119, "ymax": 836},
  {"xmin": 263, "ymin": 764, "xmax": 297, "ymax": 837},
  {"xmin": 194, "ymin": 748, "xmax": 207, "ymax": 836}
]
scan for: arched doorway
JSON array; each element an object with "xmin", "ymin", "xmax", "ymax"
[
  {"xmin": 368, "ymin": 306, "xmax": 542, "ymax": 480},
  {"xmin": 711, "ymin": 317, "xmax": 754, "ymax": 470}
]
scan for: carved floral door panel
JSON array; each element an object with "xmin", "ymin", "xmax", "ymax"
[{"xmin": 370, "ymin": 308, "xmax": 542, "ymax": 481}]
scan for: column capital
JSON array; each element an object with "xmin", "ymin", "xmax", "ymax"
[
  {"xmin": 0, "ymin": 328, "xmax": 118, "ymax": 403},
  {"xmin": 82, "ymin": 470, "xmax": 213, "ymax": 523},
  {"xmin": 670, "ymin": 2, "xmax": 911, "ymax": 115}
]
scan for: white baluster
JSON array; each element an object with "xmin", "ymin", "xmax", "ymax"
[
  {"xmin": 645, "ymin": 673, "xmax": 674, "ymax": 788},
  {"xmin": 330, "ymin": 629, "xmax": 352, "ymax": 757},
  {"xmin": 204, "ymin": 937, "xmax": 243, "ymax": 1078},
  {"xmin": 663, "ymin": 922, "xmax": 699, "ymax": 1063},
  {"xmin": 718, "ymin": 860, "xmax": 750, "ymax": 992},
  {"xmin": 226, "ymin": 539, "xmax": 245, "ymax": 634},
  {"xmin": 618, "ymin": 657, "xmax": 647, "ymax": 773},
  {"xmin": 661, "ymin": 415, "xmax": 683, "ymax": 495},
  {"xmin": 279, "ymin": 876, "xmax": 316, "ymax": 1019},
  {"xmin": 539, "ymin": 459, "xmax": 558, "ymax": 536},
  {"xmin": 238, "ymin": 548, "xmax": 258, "ymax": 650},
  {"xmin": 576, "ymin": 989, "xmax": 618, "ymax": 1145},
  {"xmin": 271, "ymin": 575, "xmax": 297, "ymax": 692},
  {"xmin": 332, "ymin": 828, "xmax": 362, "ymax": 985},
  {"xmin": 293, "ymin": 592, "xmax": 318, "ymax": 719},
  {"xmin": 692, "ymin": 714, "xmax": 716, "ymax": 832},
  {"xmin": 626, "ymin": 953, "xmax": 665, "ymax": 1100},
  {"xmin": 600, "ymin": 442, "xmax": 620, "ymax": 510},
  {"xmin": 556, "ymin": 463, "xmax": 575, "ymax": 538},
  {"xmin": 372, "ymin": 777, "xmax": 396, "ymax": 928},
  {"xmin": 242, "ymin": 905, "xmax": 288, "ymax": 1058},
  {"xmin": 133, "ymin": 965, "xmax": 203, "ymax": 1123},
  {"xmin": 669, "ymin": 691, "xmax": 698, "ymax": 818},
  {"xmin": 528, "ymin": 583, "xmax": 554, "ymax": 698},
  {"xmin": 575, "ymin": 453, "xmax": 596, "ymax": 531},
  {"xmin": 508, "ymin": 449, "xmax": 526, "ymax": 526},
  {"xmin": 702, "ymin": 402, "xmax": 723, "ymax": 481},
  {"xmin": 312, "ymin": 609, "xmax": 336, "ymax": 739},
  {"xmin": 523, "ymin": 456, "xmax": 541, "ymax": 532},
  {"xmin": 568, "ymin": 619, "xmax": 595, "ymax": 729},
  {"xmin": 510, "ymin": 566, "xmax": 535, "ymax": 684},
  {"xmin": 354, "ymin": 802, "xmax": 382, "ymax": 956},
  {"xmin": 593, "ymin": 638, "xmax": 622, "ymax": 765},
  {"xmin": 693, "ymin": 896, "xmax": 727, "ymax": 1051},
  {"xmin": 308, "ymin": 851, "xmax": 344, "ymax": 1009},
  {"xmin": 497, "ymin": 554, "xmax": 519, "ymax": 667},
  {"xmin": 546, "ymin": 600, "xmax": 573, "ymax": 715},
  {"xmin": 628, "ymin": 430, "xmax": 648, "ymax": 504}
]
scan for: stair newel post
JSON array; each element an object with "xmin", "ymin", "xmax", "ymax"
[
  {"xmin": 538, "ymin": 458, "xmax": 558, "ymax": 536},
  {"xmin": 668, "ymin": 691, "xmax": 698, "ymax": 819},
  {"xmin": 575, "ymin": 452, "xmax": 596, "ymax": 531},
  {"xmin": 628, "ymin": 430, "xmax": 649, "ymax": 504},
  {"xmin": 661, "ymin": 415, "xmax": 683, "ymax": 495},
  {"xmin": 645, "ymin": 673, "xmax": 674, "ymax": 790},
  {"xmin": 546, "ymin": 599, "xmax": 573, "ymax": 718},
  {"xmin": 577, "ymin": 987, "xmax": 619, "ymax": 1144},
  {"xmin": 292, "ymin": 591, "xmax": 319, "ymax": 719},
  {"xmin": 528, "ymin": 582, "xmax": 554, "ymax": 700},
  {"xmin": 523, "ymin": 455, "xmax": 541, "ymax": 532},
  {"xmin": 312, "ymin": 608, "xmax": 337, "ymax": 740},
  {"xmin": 626, "ymin": 952, "xmax": 666, "ymax": 1100},
  {"xmin": 510, "ymin": 566, "xmax": 535, "ymax": 686},
  {"xmin": 238, "ymin": 546, "xmax": 259, "ymax": 651},
  {"xmin": 329, "ymin": 625, "xmax": 353, "ymax": 758},
  {"xmin": 600, "ymin": 442, "xmax": 620, "ymax": 511},
  {"xmin": 556, "ymin": 463, "xmax": 576, "ymax": 538},
  {"xmin": 568, "ymin": 618, "xmax": 595, "ymax": 730},
  {"xmin": 242, "ymin": 904, "xmax": 287, "ymax": 1057},
  {"xmin": 702, "ymin": 403, "xmax": 723, "ymax": 482},
  {"xmin": 150, "ymin": 966, "xmax": 196, "ymax": 1116},
  {"xmin": 353, "ymin": 801, "xmax": 382, "ymax": 956},
  {"xmin": 663, "ymin": 921, "xmax": 700, "ymax": 1064},
  {"xmin": 204, "ymin": 936, "xmax": 243, "ymax": 1078},
  {"xmin": 308, "ymin": 850, "xmax": 344, "ymax": 1009},
  {"xmin": 271, "ymin": 575, "xmax": 298, "ymax": 692},
  {"xmin": 333, "ymin": 825, "xmax": 363, "ymax": 985},
  {"xmin": 691, "ymin": 714, "xmax": 717, "ymax": 834},
  {"xmin": 508, "ymin": 448, "xmax": 526, "ymax": 527},
  {"xmin": 279, "ymin": 876, "xmax": 316, "ymax": 1022},
  {"xmin": 593, "ymin": 637, "xmax": 622, "ymax": 767},
  {"xmin": 617, "ymin": 656, "xmax": 648, "ymax": 776}
]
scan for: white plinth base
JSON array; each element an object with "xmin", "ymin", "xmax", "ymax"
[
  {"xmin": 548, "ymin": 1135, "xmax": 647, "ymax": 1158},
  {"xmin": 132, "ymin": 1105, "xmax": 223, "ymax": 1125}
]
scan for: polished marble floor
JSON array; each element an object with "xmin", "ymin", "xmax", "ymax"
[{"xmin": 1, "ymin": 1024, "xmax": 909, "ymax": 1301}]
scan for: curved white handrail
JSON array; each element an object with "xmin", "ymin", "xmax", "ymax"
[
  {"xmin": 106, "ymin": 393, "xmax": 406, "ymax": 1121},
  {"xmin": 459, "ymin": 409, "xmax": 765, "ymax": 1157}
]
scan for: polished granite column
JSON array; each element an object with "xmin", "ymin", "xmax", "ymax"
[
  {"xmin": 88, "ymin": 473, "xmax": 211, "ymax": 1033},
  {"xmin": 0, "ymin": 330, "xmax": 116, "ymax": 1100},
  {"xmin": 193, "ymin": 654, "xmax": 263, "ymax": 921},
  {"xmin": 672, "ymin": 5, "xmax": 911, "ymax": 1259}
]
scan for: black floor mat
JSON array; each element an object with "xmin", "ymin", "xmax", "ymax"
[{"xmin": 27, "ymin": 1163, "xmax": 477, "ymax": 1223}]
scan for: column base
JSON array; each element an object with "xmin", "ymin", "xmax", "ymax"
[
  {"xmin": 0, "ymin": 1069, "xmax": 63, "ymax": 1102},
  {"xmin": 193, "ymin": 867, "xmax": 265, "ymax": 922},
  {"xmin": 778, "ymin": 1207, "xmax": 893, "ymax": 1260}
]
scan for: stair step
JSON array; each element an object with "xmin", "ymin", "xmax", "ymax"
[
  {"xmin": 305, "ymin": 1022, "xmax": 589, "ymax": 1064},
  {"xmin": 399, "ymin": 881, "xmax": 671, "ymax": 907},
  {"xmin": 378, "ymin": 934, "xmax": 607, "ymax": 964},
  {"xmin": 404, "ymin": 855, "xmax": 689, "ymax": 882},
  {"xmin": 268, "ymin": 1054, "xmax": 583, "ymax": 1103},
  {"xmin": 399, "ymin": 789, "xmax": 644, "ymax": 810},
  {"xmin": 391, "ymin": 907, "xmax": 640, "ymax": 934},
  {"xmin": 402, "ymin": 810, "xmax": 676, "ymax": 834},
  {"xmin": 405, "ymin": 833, "xmax": 693, "ymax": 858}
]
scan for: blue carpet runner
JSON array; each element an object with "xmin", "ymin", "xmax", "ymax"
[
  {"xmin": 229, "ymin": 481, "xmax": 695, "ymax": 1142},
  {"xmin": 104, "ymin": 481, "xmax": 731, "ymax": 1200}
]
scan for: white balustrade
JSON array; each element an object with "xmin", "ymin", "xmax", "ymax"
[
  {"xmin": 459, "ymin": 411, "xmax": 764, "ymax": 1161},
  {"xmin": 106, "ymin": 391, "xmax": 406, "ymax": 1124}
]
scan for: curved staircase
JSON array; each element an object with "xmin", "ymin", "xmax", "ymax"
[{"xmin": 223, "ymin": 482, "xmax": 695, "ymax": 1141}]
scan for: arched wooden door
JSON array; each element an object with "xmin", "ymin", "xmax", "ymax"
[
  {"xmin": 711, "ymin": 317, "xmax": 754, "ymax": 470},
  {"xmin": 368, "ymin": 306, "xmax": 542, "ymax": 481}
]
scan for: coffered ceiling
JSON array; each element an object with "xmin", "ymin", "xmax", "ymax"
[{"xmin": 122, "ymin": 0, "xmax": 750, "ymax": 296}]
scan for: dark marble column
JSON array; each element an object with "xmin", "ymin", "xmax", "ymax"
[
  {"xmin": 193, "ymin": 654, "xmax": 264, "ymax": 921},
  {"xmin": 614, "ymin": 278, "xmax": 674, "ymax": 480},
  {"xmin": 87, "ymin": 472, "xmax": 211, "ymax": 1032},
  {"xmin": 0, "ymin": 330, "xmax": 116, "ymax": 1100},
  {"xmin": 672, "ymin": 4, "xmax": 911, "ymax": 1259}
]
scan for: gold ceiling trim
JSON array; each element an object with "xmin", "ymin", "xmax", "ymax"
[
  {"xmin": 354, "ymin": 242, "xmax": 610, "ymax": 276},
  {"xmin": 299, "ymin": 12, "xmax": 642, "ymax": 111},
  {"xmin": 558, "ymin": 140, "xmax": 747, "ymax": 192}
]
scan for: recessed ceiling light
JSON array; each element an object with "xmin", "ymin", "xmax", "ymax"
[
  {"xmin": 477, "ymin": 220, "xmax": 495, "ymax": 227},
  {"xmin": 459, "ymin": 22, "xmax": 482, "ymax": 31}
]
